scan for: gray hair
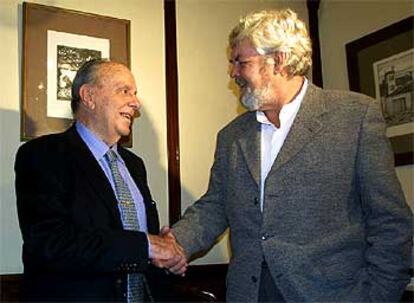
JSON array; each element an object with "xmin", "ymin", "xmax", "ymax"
[
  {"xmin": 229, "ymin": 9, "xmax": 312, "ymax": 77},
  {"xmin": 71, "ymin": 59, "xmax": 109, "ymax": 114}
]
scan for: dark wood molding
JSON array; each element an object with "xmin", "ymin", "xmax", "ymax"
[
  {"xmin": 390, "ymin": 133, "xmax": 414, "ymax": 166},
  {"xmin": 307, "ymin": 0, "xmax": 323, "ymax": 87},
  {"xmin": 174, "ymin": 263, "xmax": 227, "ymax": 302},
  {"xmin": 0, "ymin": 264, "xmax": 228, "ymax": 302},
  {"xmin": 0, "ymin": 274, "xmax": 22, "ymax": 302},
  {"xmin": 164, "ymin": 0, "xmax": 181, "ymax": 225},
  {"xmin": 2, "ymin": 265, "xmax": 413, "ymax": 302}
]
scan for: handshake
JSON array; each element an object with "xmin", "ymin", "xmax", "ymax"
[{"xmin": 148, "ymin": 226, "xmax": 187, "ymax": 276}]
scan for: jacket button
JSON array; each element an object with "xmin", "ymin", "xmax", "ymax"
[
  {"xmin": 261, "ymin": 234, "xmax": 267, "ymax": 240},
  {"xmin": 251, "ymin": 276, "xmax": 257, "ymax": 283},
  {"xmin": 116, "ymin": 278, "xmax": 122, "ymax": 284}
]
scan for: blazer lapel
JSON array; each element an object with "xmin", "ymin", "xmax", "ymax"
[
  {"xmin": 66, "ymin": 126, "xmax": 123, "ymax": 227},
  {"xmin": 272, "ymin": 83, "xmax": 327, "ymax": 172},
  {"xmin": 237, "ymin": 113, "xmax": 261, "ymax": 187}
]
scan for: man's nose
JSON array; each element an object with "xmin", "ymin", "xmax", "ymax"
[
  {"xmin": 229, "ymin": 63, "xmax": 239, "ymax": 79},
  {"xmin": 129, "ymin": 95, "xmax": 141, "ymax": 110}
]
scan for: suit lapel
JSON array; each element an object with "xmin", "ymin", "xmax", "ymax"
[
  {"xmin": 66, "ymin": 125, "xmax": 123, "ymax": 227},
  {"xmin": 272, "ymin": 83, "xmax": 327, "ymax": 172},
  {"xmin": 237, "ymin": 113, "xmax": 261, "ymax": 187}
]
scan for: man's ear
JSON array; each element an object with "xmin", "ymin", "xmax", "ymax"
[
  {"xmin": 79, "ymin": 84, "xmax": 96, "ymax": 110},
  {"xmin": 271, "ymin": 52, "xmax": 285, "ymax": 75}
]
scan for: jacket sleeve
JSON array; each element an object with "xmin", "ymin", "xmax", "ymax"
[
  {"xmin": 356, "ymin": 98, "xmax": 413, "ymax": 301},
  {"xmin": 15, "ymin": 141, "xmax": 151, "ymax": 274},
  {"xmin": 173, "ymin": 131, "xmax": 229, "ymax": 257}
]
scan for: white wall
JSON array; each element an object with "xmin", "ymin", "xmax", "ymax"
[
  {"xmin": 176, "ymin": 0, "xmax": 308, "ymax": 265},
  {"xmin": 0, "ymin": 0, "xmax": 309, "ymax": 273},
  {"xmin": 0, "ymin": 0, "xmax": 168, "ymax": 274},
  {"xmin": 319, "ymin": 0, "xmax": 414, "ymax": 210},
  {"xmin": 2, "ymin": 0, "xmax": 410, "ymax": 274}
]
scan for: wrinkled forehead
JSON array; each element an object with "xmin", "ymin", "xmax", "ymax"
[
  {"xmin": 96, "ymin": 63, "xmax": 135, "ymax": 85},
  {"xmin": 230, "ymin": 38, "xmax": 259, "ymax": 60}
]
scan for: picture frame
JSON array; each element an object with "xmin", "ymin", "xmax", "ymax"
[
  {"xmin": 21, "ymin": 2, "xmax": 132, "ymax": 146},
  {"xmin": 346, "ymin": 16, "xmax": 413, "ymax": 166}
]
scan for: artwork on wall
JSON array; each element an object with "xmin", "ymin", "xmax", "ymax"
[
  {"xmin": 373, "ymin": 48, "xmax": 413, "ymax": 129},
  {"xmin": 346, "ymin": 16, "xmax": 413, "ymax": 166},
  {"xmin": 47, "ymin": 30, "xmax": 109, "ymax": 119},
  {"xmin": 22, "ymin": 2, "xmax": 131, "ymax": 145}
]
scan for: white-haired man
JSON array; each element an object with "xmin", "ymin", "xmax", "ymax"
[
  {"xmin": 164, "ymin": 9, "xmax": 413, "ymax": 302},
  {"xmin": 15, "ymin": 60, "xmax": 186, "ymax": 302}
]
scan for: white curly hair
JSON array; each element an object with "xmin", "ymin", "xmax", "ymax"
[{"xmin": 229, "ymin": 9, "xmax": 312, "ymax": 77}]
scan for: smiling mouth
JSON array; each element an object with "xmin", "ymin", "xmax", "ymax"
[
  {"xmin": 235, "ymin": 77, "xmax": 248, "ymax": 89},
  {"xmin": 120, "ymin": 112, "xmax": 133, "ymax": 122}
]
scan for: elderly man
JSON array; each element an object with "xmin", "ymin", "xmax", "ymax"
[
  {"xmin": 168, "ymin": 9, "xmax": 413, "ymax": 302},
  {"xmin": 15, "ymin": 59, "xmax": 185, "ymax": 302}
]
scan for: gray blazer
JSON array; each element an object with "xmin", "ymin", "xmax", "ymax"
[{"xmin": 173, "ymin": 84, "xmax": 413, "ymax": 302}]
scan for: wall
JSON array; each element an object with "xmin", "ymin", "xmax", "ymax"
[
  {"xmin": 0, "ymin": 0, "xmax": 168, "ymax": 274},
  {"xmin": 0, "ymin": 0, "xmax": 309, "ymax": 273},
  {"xmin": 3, "ymin": 0, "xmax": 409, "ymax": 274},
  {"xmin": 176, "ymin": 0, "xmax": 308, "ymax": 265},
  {"xmin": 319, "ymin": 0, "xmax": 413, "ymax": 210},
  {"xmin": 0, "ymin": 0, "xmax": 309, "ymax": 275}
]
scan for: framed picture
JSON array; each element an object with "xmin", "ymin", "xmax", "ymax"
[
  {"xmin": 22, "ymin": 2, "xmax": 131, "ymax": 145},
  {"xmin": 346, "ymin": 16, "xmax": 413, "ymax": 166}
]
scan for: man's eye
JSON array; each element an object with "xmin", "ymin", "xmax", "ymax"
[{"xmin": 229, "ymin": 59, "xmax": 250, "ymax": 68}]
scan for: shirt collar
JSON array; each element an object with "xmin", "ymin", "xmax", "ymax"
[
  {"xmin": 256, "ymin": 78, "xmax": 308, "ymax": 127},
  {"xmin": 75, "ymin": 121, "xmax": 123, "ymax": 163}
]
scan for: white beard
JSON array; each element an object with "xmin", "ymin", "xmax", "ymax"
[
  {"xmin": 240, "ymin": 86, "xmax": 260, "ymax": 111},
  {"xmin": 239, "ymin": 81, "xmax": 272, "ymax": 111}
]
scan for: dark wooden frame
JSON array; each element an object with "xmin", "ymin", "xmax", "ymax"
[
  {"xmin": 307, "ymin": 0, "xmax": 323, "ymax": 87},
  {"xmin": 346, "ymin": 16, "xmax": 414, "ymax": 166},
  {"xmin": 21, "ymin": 2, "xmax": 131, "ymax": 145},
  {"xmin": 164, "ymin": 0, "xmax": 181, "ymax": 225}
]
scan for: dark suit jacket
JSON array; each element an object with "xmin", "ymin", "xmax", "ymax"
[
  {"xmin": 15, "ymin": 125, "xmax": 162, "ymax": 302},
  {"xmin": 174, "ymin": 84, "xmax": 413, "ymax": 302}
]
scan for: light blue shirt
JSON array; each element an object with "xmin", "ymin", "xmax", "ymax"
[{"xmin": 75, "ymin": 121, "xmax": 148, "ymax": 233}]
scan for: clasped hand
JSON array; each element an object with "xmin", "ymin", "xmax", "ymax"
[{"xmin": 148, "ymin": 226, "xmax": 187, "ymax": 276}]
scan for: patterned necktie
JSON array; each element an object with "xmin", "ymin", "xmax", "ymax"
[{"xmin": 105, "ymin": 149, "xmax": 144, "ymax": 302}]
